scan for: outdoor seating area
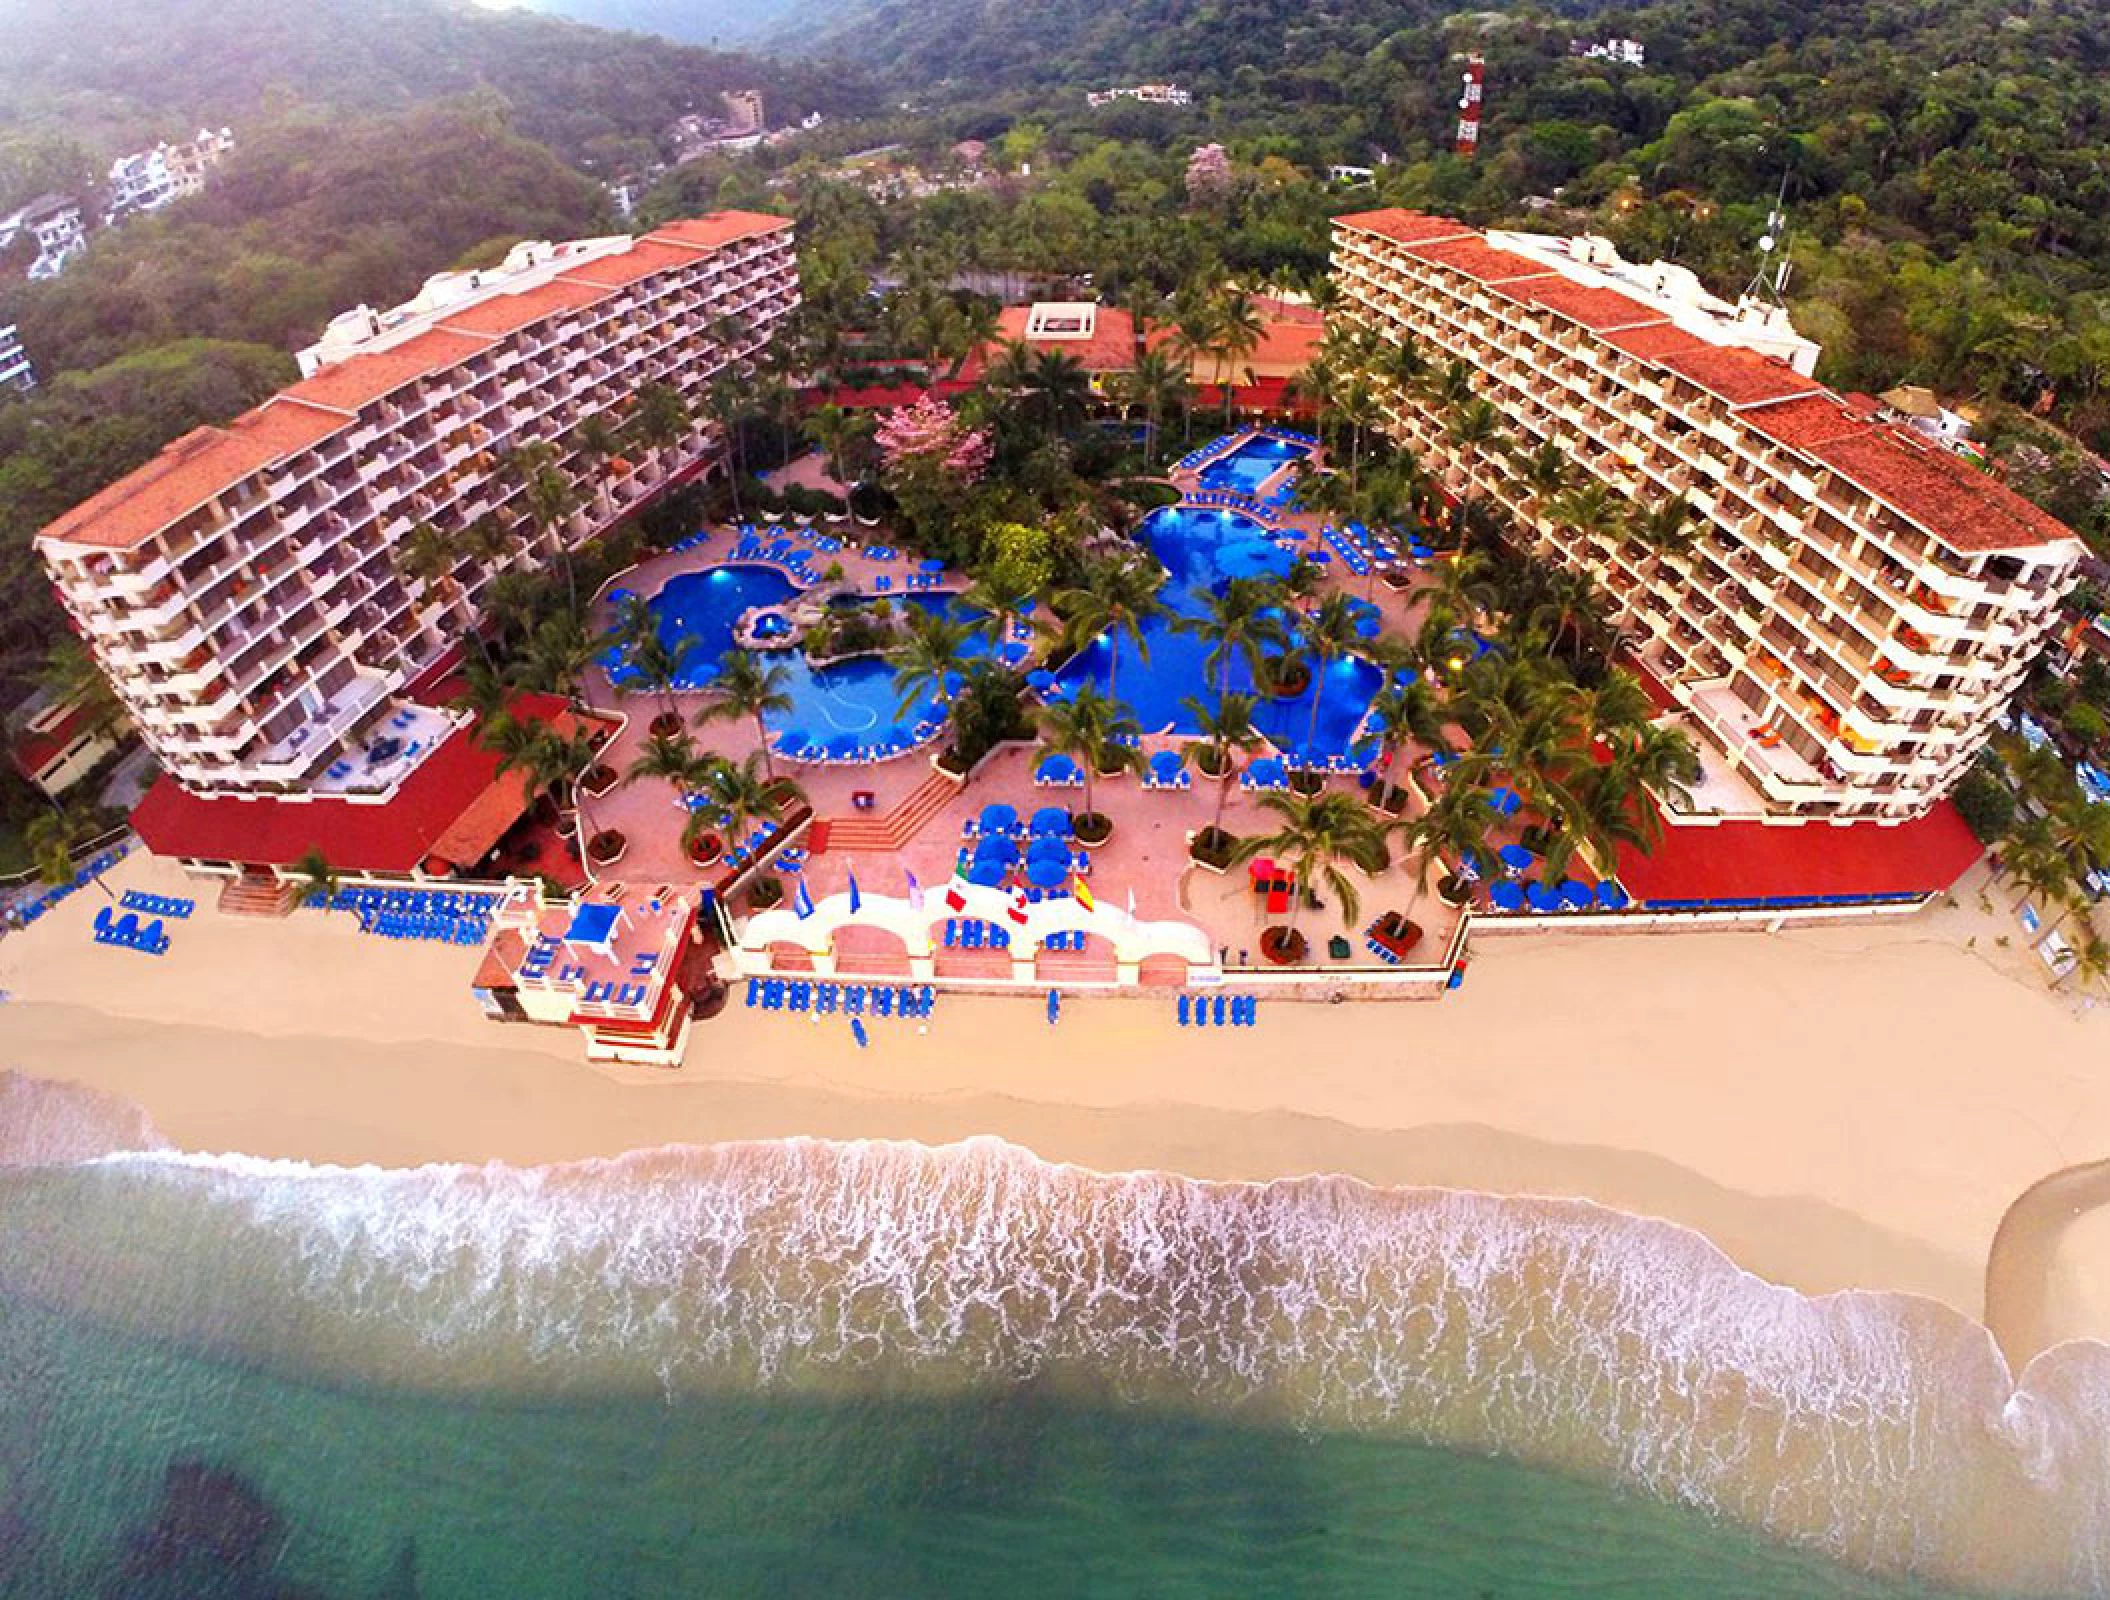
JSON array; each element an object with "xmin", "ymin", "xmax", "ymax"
[
  {"xmin": 5, "ymin": 841, "xmax": 128, "ymax": 930},
  {"xmin": 745, "ymin": 978, "xmax": 938, "ymax": 1018},
  {"xmin": 959, "ymin": 803, "xmax": 1089, "ymax": 890},
  {"xmin": 93, "ymin": 906, "xmax": 169, "ymax": 955},
  {"xmin": 121, "ymin": 888, "xmax": 195, "ymax": 919},
  {"xmin": 1143, "ymin": 750, "xmax": 1192, "ymax": 790},
  {"xmin": 1034, "ymin": 754, "xmax": 1085, "ymax": 788},
  {"xmin": 777, "ymin": 724, "xmax": 941, "ymax": 765},
  {"xmin": 1240, "ymin": 756, "xmax": 1291, "ymax": 790},
  {"xmin": 1175, "ymin": 993, "xmax": 1260, "ymax": 1026},
  {"xmin": 942, "ymin": 918, "xmax": 1012, "ymax": 949},
  {"xmin": 323, "ymin": 884, "xmax": 501, "ymax": 944}
]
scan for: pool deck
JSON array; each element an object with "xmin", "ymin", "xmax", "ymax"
[{"xmin": 574, "ymin": 434, "xmax": 1575, "ymax": 979}]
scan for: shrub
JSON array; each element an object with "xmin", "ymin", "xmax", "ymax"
[{"xmin": 1952, "ymin": 766, "xmax": 2016, "ymax": 844}]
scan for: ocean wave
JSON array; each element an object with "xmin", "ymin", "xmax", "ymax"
[{"xmin": 0, "ymin": 1076, "xmax": 2104, "ymax": 1594}]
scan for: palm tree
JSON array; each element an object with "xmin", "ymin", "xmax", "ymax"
[
  {"xmin": 508, "ymin": 442, "xmax": 582, "ymax": 612},
  {"xmin": 626, "ymin": 628, "xmax": 701, "ymax": 727},
  {"xmin": 1037, "ymin": 682, "xmax": 1140, "ymax": 830},
  {"xmin": 1331, "ymin": 375, "xmax": 1382, "ymax": 496},
  {"xmin": 888, "ymin": 608, "xmax": 978, "ymax": 718},
  {"xmin": 292, "ymin": 845, "xmax": 339, "ymax": 911},
  {"xmin": 1166, "ymin": 290, "xmax": 1218, "ymax": 444},
  {"xmin": 627, "ymin": 727, "xmax": 711, "ymax": 793},
  {"xmin": 489, "ymin": 719, "xmax": 601, "ymax": 842},
  {"xmin": 1023, "ymin": 349, "xmax": 1093, "ymax": 435},
  {"xmin": 1119, "ymin": 346, "xmax": 1190, "ymax": 469},
  {"xmin": 628, "ymin": 381, "xmax": 691, "ymax": 481},
  {"xmin": 959, "ymin": 571, "xmax": 1034, "ymax": 661},
  {"xmin": 1443, "ymin": 396, "xmax": 1505, "ymax": 539},
  {"xmin": 1210, "ymin": 288, "xmax": 1264, "ymax": 425},
  {"xmin": 1514, "ymin": 440, "xmax": 1573, "ymax": 513},
  {"xmin": 700, "ymin": 650, "xmax": 793, "ymax": 779},
  {"xmin": 1053, "ymin": 554, "xmax": 1169, "ymax": 703},
  {"xmin": 1297, "ymin": 590, "xmax": 1366, "ymax": 751},
  {"xmin": 519, "ymin": 610, "xmax": 597, "ymax": 700},
  {"xmin": 1409, "ymin": 782, "xmax": 1494, "ymax": 898},
  {"xmin": 570, "ymin": 415, "xmax": 621, "ymax": 515},
  {"xmin": 702, "ymin": 375, "xmax": 751, "ymax": 516},
  {"xmin": 685, "ymin": 750, "xmax": 802, "ymax": 860},
  {"xmin": 396, "ymin": 520, "xmax": 459, "ymax": 623},
  {"xmin": 1625, "ymin": 492, "xmax": 1699, "ymax": 577},
  {"xmin": 1530, "ymin": 565, "xmax": 1610, "ymax": 665},
  {"xmin": 1363, "ymin": 676, "xmax": 1450, "ymax": 791},
  {"xmin": 1176, "ymin": 576, "xmax": 1289, "ymax": 696},
  {"xmin": 40, "ymin": 637, "xmax": 129, "ymax": 745},
  {"xmin": 1231, "ymin": 789, "xmax": 1392, "ymax": 959},
  {"xmin": 1582, "ymin": 670, "xmax": 1656, "ymax": 751},
  {"xmin": 26, "ymin": 807, "xmax": 112, "ymax": 899},
  {"xmin": 1183, "ymin": 691, "xmax": 1264, "ymax": 839}
]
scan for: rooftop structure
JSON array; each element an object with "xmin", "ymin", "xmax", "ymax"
[
  {"xmin": 1332, "ymin": 207, "xmax": 2083, "ymax": 822},
  {"xmin": 38, "ymin": 211, "xmax": 798, "ymax": 801},
  {"xmin": 0, "ymin": 322, "xmax": 33, "ymax": 393},
  {"xmin": 1086, "ymin": 84, "xmax": 1192, "ymax": 107},
  {"xmin": 9, "ymin": 194, "xmax": 87, "ymax": 280},
  {"xmin": 104, "ymin": 128, "xmax": 235, "ymax": 224}
]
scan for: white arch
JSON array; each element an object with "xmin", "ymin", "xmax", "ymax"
[{"xmin": 736, "ymin": 887, "xmax": 1214, "ymax": 984}]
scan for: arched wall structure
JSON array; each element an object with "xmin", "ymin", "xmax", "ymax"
[{"xmin": 736, "ymin": 886, "xmax": 1218, "ymax": 987}]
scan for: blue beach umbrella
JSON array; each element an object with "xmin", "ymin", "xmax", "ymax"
[
  {"xmin": 1030, "ymin": 805, "xmax": 1072, "ymax": 838},
  {"xmin": 979, "ymin": 802, "xmax": 1018, "ymax": 836},
  {"xmin": 965, "ymin": 859, "xmax": 1009, "ymax": 888},
  {"xmin": 1027, "ymin": 855, "xmax": 1069, "ymax": 889},
  {"xmin": 1596, "ymin": 882, "xmax": 1631, "ymax": 911},
  {"xmin": 1490, "ymin": 881, "xmax": 1526, "ymax": 913},
  {"xmin": 1558, "ymin": 879, "xmax": 1594, "ymax": 911},
  {"xmin": 1497, "ymin": 843, "xmax": 1534, "ymax": 874},
  {"xmin": 1526, "ymin": 880, "xmax": 1561, "ymax": 913},
  {"xmin": 1149, "ymin": 750, "xmax": 1186, "ymax": 781}
]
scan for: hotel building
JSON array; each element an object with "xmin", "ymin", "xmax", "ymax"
[
  {"xmin": 37, "ymin": 210, "xmax": 797, "ymax": 801},
  {"xmin": 1331, "ymin": 208, "xmax": 2084, "ymax": 822}
]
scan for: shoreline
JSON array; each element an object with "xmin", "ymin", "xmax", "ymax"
[{"xmin": 5, "ymin": 852, "xmax": 2110, "ymax": 1365}]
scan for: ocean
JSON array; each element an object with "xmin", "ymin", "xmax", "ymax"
[{"xmin": 0, "ymin": 1074, "xmax": 2104, "ymax": 1598}]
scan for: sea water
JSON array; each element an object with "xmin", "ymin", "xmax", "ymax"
[{"xmin": 1, "ymin": 1074, "xmax": 2104, "ymax": 1598}]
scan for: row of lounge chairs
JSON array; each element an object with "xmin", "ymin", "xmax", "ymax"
[
  {"xmin": 778, "ymin": 723, "xmax": 939, "ymax": 765},
  {"xmin": 1033, "ymin": 755, "xmax": 1085, "ymax": 788},
  {"xmin": 325, "ymin": 886, "xmax": 499, "ymax": 920},
  {"xmin": 122, "ymin": 889, "xmax": 194, "ymax": 919},
  {"xmin": 93, "ymin": 906, "xmax": 169, "ymax": 955},
  {"xmin": 580, "ymin": 979, "xmax": 650, "ymax": 1007},
  {"xmin": 943, "ymin": 919, "xmax": 1011, "ymax": 949},
  {"xmin": 1182, "ymin": 489, "xmax": 1280, "ymax": 524},
  {"xmin": 1483, "ymin": 879, "xmax": 1629, "ymax": 915},
  {"xmin": 1171, "ymin": 436, "xmax": 1241, "ymax": 473},
  {"xmin": 1176, "ymin": 993, "xmax": 1258, "ymax": 1027},
  {"xmin": 7, "ymin": 842, "xmax": 129, "ymax": 930},
  {"xmin": 358, "ymin": 908, "xmax": 490, "ymax": 945},
  {"xmin": 746, "ymin": 980, "xmax": 937, "ymax": 1018}
]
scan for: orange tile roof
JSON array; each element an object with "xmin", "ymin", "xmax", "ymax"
[
  {"xmin": 1333, "ymin": 208, "xmax": 1478, "ymax": 248},
  {"xmin": 1811, "ymin": 427, "xmax": 2077, "ymax": 553},
  {"xmin": 1504, "ymin": 276, "xmax": 1666, "ymax": 332},
  {"xmin": 38, "ymin": 426, "xmax": 280, "ymax": 550},
  {"xmin": 229, "ymin": 397, "xmax": 352, "ymax": 456},
  {"xmin": 1656, "ymin": 345, "xmax": 1824, "ymax": 408},
  {"xmin": 1599, "ymin": 324, "xmax": 1707, "ymax": 363},
  {"xmin": 1401, "ymin": 236, "xmax": 1555, "ymax": 285},
  {"xmin": 645, "ymin": 210, "xmax": 793, "ymax": 251},
  {"xmin": 437, "ymin": 276, "xmax": 613, "ymax": 337},
  {"xmin": 999, "ymin": 304, "xmax": 1140, "ymax": 371},
  {"xmin": 558, "ymin": 239, "xmax": 709, "ymax": 289},
  {"xmin": 1742, "ymin": 394, "xmax": 1874, "ymax": 453},
  {"xmin": 282, "ymin": 327, "xmax": 495, "ymax": 415}
]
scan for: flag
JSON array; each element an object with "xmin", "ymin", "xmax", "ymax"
[
  {"xmin": 794, "ymin": 876, "xmax": 815, "ymax": 919},
  {"xmin": 904, "ymin": 869, "xmax": 924, "ymax": 911},
  {"xmin": 847, "ymin": 869, "xmax": 862, "ymax": 915},
  {"xmin": 1126, "ymin": 886, "xmax": 1138, "ymax": 919},
  {"xmin": 1072, "ymin": 875, "xmax": 1096, "ymax": 913},
  {"xmin": 1007, "ymin": 886, "xmax": 1031, "ymax": 925},
  {"xmin": 945, "ymin": 874, "xmax": 968, "ymax": 912}
]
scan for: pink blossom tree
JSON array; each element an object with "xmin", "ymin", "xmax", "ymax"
[
  {"xmin": 876, "ymin": 394, "xmax": 991, "ymax": 547},
  {"xmin": 1185, "ymin": 143, "xmax": 1234, "ymax": 208}
]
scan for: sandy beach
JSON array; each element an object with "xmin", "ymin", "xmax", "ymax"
[{"xmin": 5, "ymin": 850, "xmax": 2110, "ymax": 1368}]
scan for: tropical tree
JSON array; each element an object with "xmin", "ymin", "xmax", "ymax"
[
  {"xmin": 699, "ymin": 650, "xmax": 794, "ymax": 779},
  {"xmin": 396, "ymin": 520, "xmax": 460, "ymax": 623},
  {"xmin": 1182, "ymin": 691, "xmax": 1265, "ymax": 840},
  {"xmin": 887, "ymin": 608, "xmax": 978, "ymax": 718},
  {"xmin": 1052, "ymin": 554, "xmax": 1169, "ymax": 702},
  {"xmin": 292, "ymin": 845, "xmax": 339, "ymax": 911},
  {"xmin": 625, "ymin": 628, "xmax": 701, "ymax": 726},
  {"xmin": 508, "ymin": 441, "xmax": 582, "ymax": 611},
  {"xmin": 1529, "ymin": 565, "xmax": 1611, "ymax": 666},
  {"xmin": 1119, "ymin": 346, "xmax": 1190, "ymax": 468},
  {"xmin": 1330, "ymin": 374, "xmax": 1382, "ymax": 496},
  {"xmin": 570, "ymin": 415, "xmax": 621, "ymax": 514},
  {"xmin": 26, "ymin": 807, "xmax": 112, "ymax": 899},
  {"xmin": 1297, "ymin": 590, "xmax": 1366, "ymax": 751},
  {"xmin": 626, "ymin": 727, "xmax": 711, "ymax": 793},
  {"xmin": 628, "ymin": 381, "xmax": 691, "ymax": 479},
  {"xmin": 1037, "ymin": 682, "xmax": 1140, "ymax": 831},
  {"xmin": 687, "ymin": 750, "xmax": 805, "ymax": 860},
  {"xmin": 1176, "ymin": 576, "xmax": 1289, "ymax": 695},
  {"xmin": 1625, "ymin": 492, "xmax": 1700, "ymax": 577},
  {"xmin": 1408, "ymin": 782, "xmax": 1494, "ymax": 898},
  {"xmin": 1443, "ymin": 397, "xmax": 1505, "ymax": 538},
  {"xmin": 1231, "ymin": 790, "xmax": 1392, "ymax": 959},
  {"xmin": 1363, "ymin": 676, "xmax": 1450, "ymax": 792},
  {"xmin": 1022, "ymin": 349, "xmax": 1093, "ymax": 435},
  {"xmin": 40, "ymin": 637, "xmax": 129, "ymax": 743},
  {"xmin": 1210, "ymin": 288, "xmax": 1264, "ymax": 424}
]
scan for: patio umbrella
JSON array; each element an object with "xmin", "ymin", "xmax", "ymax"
[
  {"xmin": 1247, "ymin": 756, "xmax": 1286, "ymax": 788},
  {"xmin": 1149, "ymin": 750, "xmax": 1186, "ymax": 781},
  {"xmin": 965, "ymin": 859, "xmax": 1009, "ymax": 888},
  {"xmin": 1030, "ymin": 805, "xmax": 1072, "ymax": 837},
  {"xmin": 1558, "ymin": 879, "xmax": 1594, "ymax": 910},
  {"xmin": 1497, "ymin": 843, "xmax": 1534, "ymax": 874},
  {"xmin": 1026, "ymin": 856, "xmax": 1069, "ymax": 889},
  {"xmin": 1525, "ymin": 880, "xmax": 1561, "ymax": 913},
  {"xmin": 919, "ymin": 558, "xmax": 947, "ymax": 573},
  {"xmin": 1596, "ymin": 882, "xmax": 1632, "ymax": 911},
  {"xmin": 999, "ymin": 641, "xmax": 1030, "ymax": 665},
  {"xmin": 979, "ymin": 802, "xmax": 1018, "ymax": 835},
  {"xmin": 1487, "ymin": 786, "xmax": 1523, "ymax": 816},
  {"xmin": 1034, "ymin": 752, "xmax": 1076, "ymax": 781},
  {"xmin": 1026, "ymin": 670, "xmax": 1057, "ymax": 692},
  {"xmin": 775, "ymin": 732, "xmax": 809, "ymax": 757},
  {"xmin": 1489, "ymin": 881, "xmax": 1526, "ymax": 913},
  {"xmin": 974, "ymin": 836, "xmax": 1020, "ymax": 867},
  {"xmin": 942, "ymin": 670, "xmax": 965, "ymax": 697}
]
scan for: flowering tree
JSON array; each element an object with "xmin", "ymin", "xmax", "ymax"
[
  {"xmin": 1185, "ymin": 143, "xmax": 1234, "ymax": 208},
  {"xmin": 876, "ymin": 394, "xmax": 991, "ymax": 549}
]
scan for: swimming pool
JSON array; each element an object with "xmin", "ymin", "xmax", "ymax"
[
  {"xmin": 1195, "ymin": 434, "xmax": 1309, "ymax": 494},
  {"xmin": 610, "ymin": 564, "xmax": 986, "ymax": 757},
  {"xmin": 1050, "ymin": 506, "xmax": 1385, "ymax": 757}
]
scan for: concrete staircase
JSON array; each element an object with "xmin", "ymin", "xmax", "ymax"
[
  {"xmin": 814, "ymin": 771, "xmax": 959, "ymax": 853},
  {"xmin": 217, "ymin": 873, "xmax": 302, "ymax": 918}
]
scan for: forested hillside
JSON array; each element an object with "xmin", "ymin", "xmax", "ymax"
[{"xmin": 507, "ymin": 0, "xmax": 805, "ymax": 50}]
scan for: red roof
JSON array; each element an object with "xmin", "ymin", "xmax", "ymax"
[
  {"xmin": 1402, "ymin": 237, "xmax": 1556, "ymax": 285},
  {"xmin": 12, "ymin": 700, "xmax": 100, "ymax": 779},
  {"xmin": 993, "ymin": 304, "xmax": 1139, "ymax": 371},
  {"xmin": 1599, "ymin": 324, "xmax": 1707, "ymax": 363},
  {"xmin": 38, "ymin": 425, "xmax": 282, "ymax": 551},
  {"xmin": 645, "ymin": 210, "xmax": 793, "ymax": 251},
  {"xmin": 1615, "ymin": 803, "xmax": 1982, "ymax": 906},
  {"xmin": 558, "ymin": 239, "xmax": 710, "ymax": 289},
  {"xmin": 1657, "ymin": 346, "xmax": 1823, "ymax": 408},
  {"xmin": 281, "ymin": 328, "xmax": 495, "ymax": 415},
  {"xmin": 1333, "ymin": 208, "xmax": 1478, "ymax": 248},
  {"xmin": 131, "ymin": 693, "xmax": 595, "ymax": 873},
  {"xmin": 437, "ymin": 277, "xmax": 612, "ymax": 337},
  {"xmin": 1810, "ymin": 427, "xmax": 2077, "ymax": 553},
  {"xmin": 1504, "ymin": 276, "xmax": 1667, "ymax": 332},
  {"xmin": 1743, "ymin": 393, "xmax": 1874, "ymax": 453}
]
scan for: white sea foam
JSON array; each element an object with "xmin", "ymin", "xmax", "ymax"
[{"xmin": 0, "ymin": 1089, "xmax": 2104, "ymax": 1594}]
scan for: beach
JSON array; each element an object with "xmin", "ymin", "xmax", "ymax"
[
  {"xmin": 6, "ymin": 852, "xmax": 2110, "ymax": 1596},
  {"xmin": 4, "ymin": 852, "xmax": 2108, "ymax": 1348}
]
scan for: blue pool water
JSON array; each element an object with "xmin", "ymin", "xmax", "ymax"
[
  {"xmin": 1051, "ymin": 506, "xmax": 1385, "ymax": 756},
  {"xmin": 612, "ymin": 565, "xmax": 989, "ymax": 756},
  {"xmin": 1195, "ymin": 434, "xmax": 1309, "ymax": 493}
]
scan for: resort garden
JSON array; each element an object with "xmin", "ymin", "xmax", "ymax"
[{"xmin": 432, "ymin": 282, "xmax": 1700, "ymax": 980}]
